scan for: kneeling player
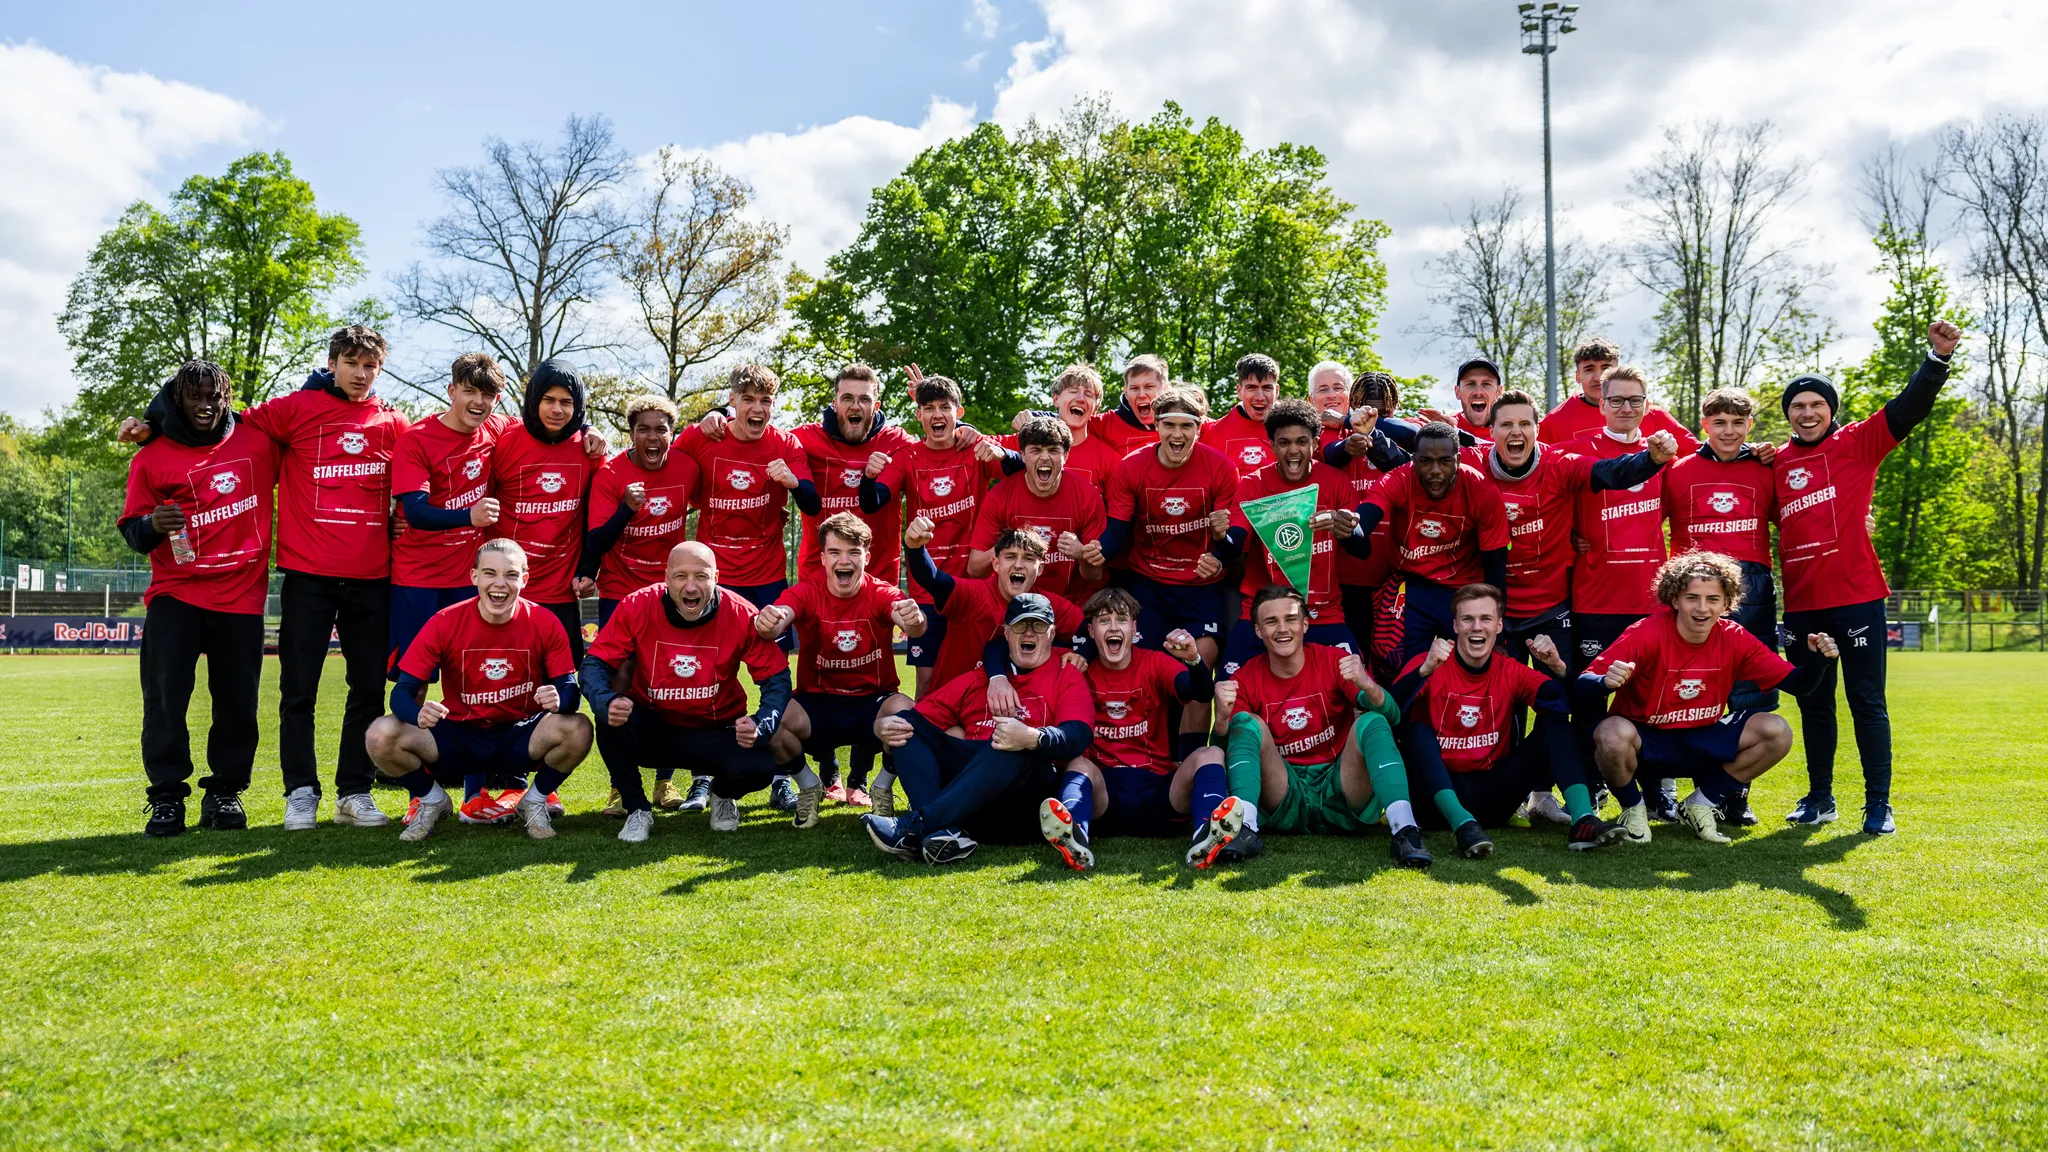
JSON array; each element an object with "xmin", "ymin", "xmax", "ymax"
[
  {"xmin": 367, "ymin": 539, "xmax": 593, "ymax": 841},
  {"xmin": 1579, "ymin": 551, "xmax": 1840, "ymax": 844},
  {"xmin": 998, "ymin": 588, "xmax": 1221, "ymax": 870},
  {"xmin": 581, "ymin": 542, "xmax": 799, "ymax": 842},
  {"xmin": 1206, "ymin": 585, "xmax": 1431, "ymax": 868},
  {"xmin": 1390, "ymin": 584, "xmax": 1625, "ymax": 858},
  {"xmin": 862, "ymin": 594, "xmax": 1093, "ymax": 865},
  {"xmin": 754, "ymin": 513, "xmax": 927, "ymax": 827}
]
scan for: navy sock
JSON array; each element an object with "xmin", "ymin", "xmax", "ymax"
[
  {"xmin": 1614, "ymin": 778, "xmax": 1644, "ymax": 808},
  {"xmin": 402, "ymin": 771, "xmax": 440, "ymax": 799},
  {"xmin": 462, "ymin": 773, "xmax": 486, "ymax": 801},
  {"xmin": 654, "ymin": 769, "xmax": 675, "ymax": 783},
  {"xmin": 1174, "ymin": 730, "xmax": 1207, "ymax": 763},
  {"xmin": 1694, "ymin": 766, "xmax": 1738, "ymax": 808},
  {"xmin": 532, "ymin": 766, "xmax": 569, "ymax": 796},
  {"xmin": 1191, "ymin": 762, "xmax": 1228, "ymax": 833},
  {"xmin": 1058, "ymin": 770, "xmax": 1093, "ymax": 834}
]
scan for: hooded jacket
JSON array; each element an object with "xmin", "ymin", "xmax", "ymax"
[
  {"xmin": 523, "ymin": 359, "xmax": 589, "ymax": 444},
  {"xmin": 120, "ymin": 376, "xmax": 240, "ymax": 552}
]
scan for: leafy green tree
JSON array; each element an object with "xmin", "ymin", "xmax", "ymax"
[{"xmin": 57, "ymin": 151, "xmax": 369, "ymax": 444}]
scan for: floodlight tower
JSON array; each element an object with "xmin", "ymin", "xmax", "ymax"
[{"xmin": 1520, "ymin": 1, "xmax": 1578, "ymax": 410}]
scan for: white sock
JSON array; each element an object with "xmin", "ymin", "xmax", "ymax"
[
  {"xmin": 1661, "ymin": 777, "xmax": 1680, "ymax": 798},
  {"xmin": 795, "ymin": 766, "xmax": 821, "ymax": 788},
  {"xmin": 422, "ymin": 782, "xmax": 446, "ymax": 805},
  {"xmin": 1385, "ymin": 799, "xmax": 1416, "ymax": 833},
  {"xmin": 772, "ymin": 774, "xmax": 789, "ymax": 785},
  {"xmin": 1241, "ymin": 805, "xmax": 1260, "ymax": 832},
  {"xmin": 1682, "ymin": 788, "xmax": 1706, "ymax": 807},
  {"xmin": 872, "ymin": 769, "xmax": 894, "ymax": 790}
]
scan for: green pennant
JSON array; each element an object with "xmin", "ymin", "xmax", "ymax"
[{"xmin": 1239, "ymin": 483, "xmax": 1321, "ymax": 595}]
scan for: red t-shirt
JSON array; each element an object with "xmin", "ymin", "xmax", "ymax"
[
  {"xmin": 993, "ymin": 430, "xmax": 1126, "ymax": 502},
  {"xmin": 1200, "ymin": 405, "xmax": 1277, "ymax": 477},
  {"xmin": 398, "ymin": 598, "xmax": 575, "ymax": 726},
  {"xmin": 930, "ymin": 576, "xmax": 1083, "ymax": 687},
  {"xmin": 915, "ymin": 658, "xmax": 1093, "ymax": 743},
  {"xmin": 1083, "ymin": 648, "xmax": 1186, "ymax": 774},
  {"xmin": 1475, "ymin": 448, "xmax": 1599, "ymax": 618},
  {"xmin": 587, "ymin": 449, "xmax": 701, "ymax": 601},
  {"xmin": 775, "ymin": 574, "xmax": 910, "ymax": 696},
  {"xmin": 1362, "ymin": 463, "xmax": 1510, "ymax": 587},
  {"xmin": 1107, "ymin": 444, "xmax": 1241, "ymax": 585},
  {"xmin": 1231, "ymin": 462, "xmax": 1352, "ymax": 624},
  {"xmin": 794, "ymin": 422, "xmax": 918, "ymax": 587},
  {"xmin": 1664, "ymin": 451, "xmax": 1775, "ymax": 566},
  {"xmin": 1565, "ymin": 431, "xmax": 1669, "ymax": 615},
  {"xmin": 490, "ymin": 426, "xmax": 592, "ymax": 604},
  {"xmin": 1322, "ymin": 430, "xmax": 1395, "ymax": 588},
  {"xmin": 1539, "ymin": 394, "xmax": 1701, "ymax": 450},
  {"xmin": 970, "ymin": 473, "xmax": 1107, "ymax": 600},
  {"xmin": 1090, "ymin": 410, "xmax": 1158, "ymax": 453},
  {"xmin": 121, "ymin": 421, "xmax": 281, "ymax": 615},
  {"xmin": 1774, "ymin": 416, "xmax": 1899, "ymax": 611},
  {"xmin": 1399, "ymin": 650, "xmax": 1549, "ymax": 772},
  {"xmin": 1227, "ymin": 642, "xmax": 1358, "ymax": 765},
  {"xmin": 877, "ymin": 437, "xmax": 1006, "ymax": 605},
  {"xmin": 240, "ymin": 387, "xmax": 410, "ymax": 580},
  {"xmin": 1455, "ymin": 412, "xmax": 1494, "ymax": 443},
  {"xmin": 587, "ymin": 584, "xmax": 789, "ymax": 725},
  {"xmin": 1588, "ymin": 612, "xmax": 1794, "ymax": 729},
  {"xmin": 390, "ymin": 413, "xmax": 514, "ymax": 588},
  {"xmin": 676, "ymin": 424, "xmax": 813, "ymax": 587}
]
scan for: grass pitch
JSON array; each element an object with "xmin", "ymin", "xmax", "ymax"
[{"xmin": 0, "ymin": 653, "xmax": 2042, "ymax": 1150}]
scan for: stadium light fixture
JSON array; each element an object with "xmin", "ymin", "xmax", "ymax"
[{"xmin": 1519, "ymin": 1, "xmax": 1581, "ymax": 409}]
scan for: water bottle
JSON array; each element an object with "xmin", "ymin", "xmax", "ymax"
[{"xmin": 169, "ymin": 529, "xmax": 196, "ymax": 565}]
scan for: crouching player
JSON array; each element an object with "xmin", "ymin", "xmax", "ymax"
[
  {"xmin": 1204, "ymin": 585, "xmax": 1431, "ymax": 868},
  {"xmin": 581, "ymin": 542, "xmax": 799, "ymax": 842},
  {"xmin": 367, "ymin": 539, "xmax": 592, "ymax": 841},
  {"xmin": 862, "ymin": 594, "xmax": 1093, "ymax": 865},
  {"xmin": 1390, "ymin": 584, "xmax": 1625, "ymax": 858},
  {"xmin": 1579, "ymin": 551, "xmax": 1841, "ymax": 844},
  {"xmin": 1005, "ymin": 588, "xmax": 1221, "ymax": 870},
  {"xmin": 754, "ymin": 513, "xmax": 927, "ymax": 828}
]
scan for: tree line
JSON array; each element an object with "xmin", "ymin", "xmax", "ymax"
[{"xmin": 7, "ymin": 102, "xmax": 2046, "ymax": 592}]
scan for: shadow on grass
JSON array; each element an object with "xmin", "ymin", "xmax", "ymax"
[{"xmin": 0, "ymin": 806, "xmax": 1875, "ymax": 927}]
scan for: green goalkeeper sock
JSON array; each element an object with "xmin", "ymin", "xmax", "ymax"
[
  {"xmin": 1562, "ymin": 783, "xmax": 1594, "ymax": 821},
  {"xmin": 1224, "ymin": 712, "xmax": 1266, "ymax": 830},
  {"xmin": 1352, "ymin": 712, "xmax": 1416, "ymax": 831}
]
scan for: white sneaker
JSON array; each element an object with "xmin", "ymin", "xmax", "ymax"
[
  {"xmin": 793, "ymin": 782, "xmax": 822, "ymax": 829},
  {"xmin": 1619, "ymin": 801, "xmax": 1652, "ymax": 844},
  {"xmin": 515, "ymin": 786, "xmax": 554, "ymax": 840},
  {"xmin": 332, "ymin": 793, "xmax": 389, "ymax": 828},
  {"xmin": 1679, "ymin": 793, "xmax": 1730, "ymax": 844},
  {"xmin": 619, "ymin": 809, "xmax": 654, "ymax": 843},
  {"xmin": 709, "ymin": 796, "xmax": 740, "ymax": 832},
  {"xmin": 399, "ymin": 794, "xmax": 452, "ymax": 842},
  {"xmin": 1525, "ymin": 791, "xmax": 1571, "ymax": 825},
  {"xmin": 868, "ymin": 771, "xmax": 896, "ymax": 819},
  {"xmin": 282, "ymin": 786, "xmax": 319, "ymax": 831}
]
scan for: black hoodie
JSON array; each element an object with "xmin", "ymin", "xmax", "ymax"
[
  {"xmin": 121, "ymin": 376, "xmax": 237, "ymax": 553},
  {"xmin": 523, "ymin": 359, "xmax": 590, "ymax": 444}
]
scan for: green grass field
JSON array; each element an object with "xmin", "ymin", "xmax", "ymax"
[{"xmin": 0, "ymin": 653, "xmax": 2043, "ymax": 1150}]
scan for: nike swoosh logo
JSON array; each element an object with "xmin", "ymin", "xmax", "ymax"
[{"xmin": 1848, "ymin": 626, "xmax": 1869, "ymax": 636}]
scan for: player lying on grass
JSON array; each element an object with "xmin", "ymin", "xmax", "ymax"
[
  {"xmin": 580, "ymin": 542, "xmax": 800, "ymax": 843},
  {"xmin": 1202, "ymin": 585, "xmax": 1432, "ymax": 869},
  {"xmin": 982, "ymin": 587, "xmax": 1221, "ymax": 871},
  {"xmin": 862, "ymin": 593, "xmax": 1093, "ymax": 866},
  {"xmin": 1389, "ymin": 583, "xmax": 1626, "ymax": 858},
  {"xmin": 1578, "ymin": 551, "xmax": 1841, "ymax": 845},
  {"xmin": 366, "ymin": 539, "xmax": 593, "ymax": 842},
  {"xmin": 753, "ymin": 513, "xmax": 927, "ymax": 828}
]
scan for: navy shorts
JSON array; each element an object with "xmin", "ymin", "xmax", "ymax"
[
  {"xmin": 905, "ymin": 608, "xmax": 947, "ymax": 668},
  {"xmin": 728, "ymin": 580, "xmax": 794, "ymax": 650},
  {"xmin": 1098, "ymin": 765, "xmax": 1189, "ymax": 838},
  {"xmin": 1631, "ymin": 710, "xmax": 1755, "ymax": 778},
  {"xmin": 1123, "ymin": 573, "xmax": 1224, "ymax": 648},
  {"xmin": 388, "ymin": 585, "xmax": 477, "ymax": 679},
  {"xmin": 429, "ymin": 714, "xmax": 541, "ymax": 779},
  {"xmin": 794, "ymin": 690, "xmax": 886, "ymax": 762},
  {"xmin": 1219, "ymin": 619, "xmax": 1355, "ymax": 679}
]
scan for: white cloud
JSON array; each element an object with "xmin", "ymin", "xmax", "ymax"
[
  {"xmin": 0, "ymin": 42, "xmax": 262, "ymax": 418},
  {"xmin": 968, "ymin": 0, "xmax": 1001, "ymax": 40}
]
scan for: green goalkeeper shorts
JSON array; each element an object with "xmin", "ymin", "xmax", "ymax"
[{"xmin": 1264, "ymin": 757, "xmax": 1387, "ymax": 836}]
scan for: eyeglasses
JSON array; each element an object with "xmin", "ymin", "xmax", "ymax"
[
  {"xmin": 1009, "ymin": 620, "xmax": 1052, "ymax": 635},
  {"xmin": 1604, "ymin": 395, "xmax": 1647, "ymax": 409}
]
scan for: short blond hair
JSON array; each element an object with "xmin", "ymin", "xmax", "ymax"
[
  {"xmin": 1601, "ymin": 364, "xmax": 1650, "ymax": 396},
  {"xmin": 624, "ymin": 394, "xmax": 678, "ymax": 429},
  {"xmin": 474, "ymin": 537, "xmax": 528, "ymax": 571},
  {"xmin": 727, "ymin": 362, "xmax": 780, "ymax": 398},
  {"xmin": 1053, "ymin": 363, "xmax": 1104, "ymax": 402},
  {"xmin": 1654, "ymin": 550, "xmax": 1744, "ymax": 612},
  {"xmin": 1123, "ymin": 354, "xmax": 1169, "ymax": 383}
]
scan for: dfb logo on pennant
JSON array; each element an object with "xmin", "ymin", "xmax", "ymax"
[
  {"xmin": 209, "ymin": 470, "xmax": 239, "ymax": 495},
  {"xmin": 1282, "ymin": 705, "xmax": 1312, "ymax": 731},
  {"xmin": 479, "ymin": 657, "xmax": 512, "ymax": 681},
  {"xmin": 537, "ymin": 471, "xmax": 565, "ymax": 493},
  {"xmin": 1161, "ymin": 496, "xmax": 1189, "ymax": 517},
  {"xmin": 338, "ymin": 432, "xmax": 366, "ymax": 455},
  {"xmin": 834, "ymin": 629, "xmax": 860, "ymax": 652},
  {"xmin": 1457, "ymin": 703, "xmax": 1481, "ymax": 728},
  {"xmin": 1709, "ymin": 491, "xmax": 1738, "ymax": 514},
  {"xmin": 1676, "ymin": 677, "xmax": 1704, "ymax": 700},
  {"xmin": 1786, "ymin": 467, "xmax": 1812, "ymax": 491},
  {"xmin": 1275, "ymin": 523, "xmax": 1304, "ymax": 551},
  {"xmin": 645, "ymin": 496, "xmax": 672, "ymax": 517},
  {"xmin": 929, "ymin": 474, "xmax": 954, "ymax": 497},
  {"xmin": 728, "ymin": 469, "xmax": 754, "ymax": 491},
  {"xmin": 670, "ymin": 653, "xmax": 699, "ymax": 679}
]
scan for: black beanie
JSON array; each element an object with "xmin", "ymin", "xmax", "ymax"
[{"xmin": 1780, "ymin": 373, "xmax": 1839, "ymax": 417}]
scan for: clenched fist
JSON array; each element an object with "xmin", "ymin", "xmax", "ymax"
[
  {"xmin": 764, "ymin": 458, "xmax": 799, "ymax": 489},
  {"xmin": 989, "ymin": 717, "xmax": 1040, "ymax": 752},
  {"xmin": 1929, "ymin": 320, "xmax": 1962, "ymax": 358},
  {"xmin": 417, "ymin": 699, "xmax": 449, "ymax": 729},
  {"xmin": 1162, "ymin": 629, "xmax": 1200, "ymax": 664},
  {"xmin": 607, "ymin": 697, "xmax": 634, "ymax": 727},
  {"xmin": 1211, "ymin": 679, "xmax": 1239, "ymax": 716},
  {"xmin": 865, "ymin": 451, "xmax": 891, "ymax": 479},
  {"xmin": 890, "ymin": 598, "xmax": 925, "ymax": 633},
  {"xmin": 1207, "ymin": 508, "xmax": 1231, "ymax": 538},
  {"xmin": 903, "ymin": 515, "xmax": 936, "ymax": 549},
  {"xmin": 623, "ymin": 482, "xmax": 648, "ymax": 511},
  {"xmin": 1645, "ymin": 430, "xmax": 1679, "ymax": 465},
  {"xmin": 1806, "ymin": 632, "xmax": 1840, "ymax": 659},
  {"xmin": 469, "ymin": 497, "xmax": 501, "ymax": 528},
  {"xmin": 1601, "ymin": 660, "xmax": 1636, "ymax": 690},
  {"xmin": 1420, "ymin": 636, "xmax": 1454, "ymax": 677},
  {"xmin": 1192, "ymin": 553, "xmax": 1223, "ymax": 581},
  {"xmin": 534, "ymin": 684, "xmax": 561, "ymax": 712},
  {"xmin": 1337, "ymin": 651, "xmax": 1374, "ymax": 691},
  {"xmin": 754, "ymin": 604, "xmax": 796, "ymax": 638}
]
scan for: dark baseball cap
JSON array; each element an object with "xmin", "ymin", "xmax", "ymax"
[{"xmin": 1004, "ymin": 593, "xmax": 1056, "ymax": 628}]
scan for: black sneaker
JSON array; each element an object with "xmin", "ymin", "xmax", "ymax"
[
  {"xmin": 1647, "ymin": 789, "xmax": 1682, "ymax": 823},
  {"xmin": 1216, "ymin": 826, "xmax": 1267, "ymax": 864},
  {"xmin": 198, "ymin": 792, "xmax": 247, "ymax": 831},
  {"xmin": 1453, "ymin": 820, "xmax": 1493, "ymax": 859},
  {"xmin": 769, "ymin": 777, "xmax": 799, "ymax": 812},
  {"xmin": 144, "ymin": 799, "xmax": 186, "ymax": 838},
  {"xmin": 1567, "ymin": 813, "xmax": 1627, "ymax": 851},
  {"xmin": 679, "ymin": 776, "xmax": 714, "ymax": 812},
  {"xmin": 1389, "ymin": 824, "xmax": 1433, "ymax": 868},
  {"xmin": 921, "ymin": 828, "xmax": 978, "ymax": 865}
]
